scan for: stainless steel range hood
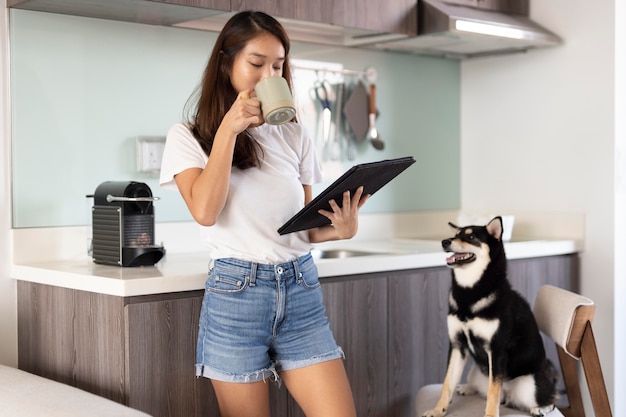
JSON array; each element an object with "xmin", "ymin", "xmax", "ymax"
[{"xmin": 370, "ymin": 0, "xmax": 562, "ymax": 59}]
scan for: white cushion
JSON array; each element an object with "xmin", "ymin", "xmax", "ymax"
[
  {"xmin": 414, "ymin": 384, "xmax": 565, "ymax": 417},
  {"xmin": 0, "ymin": 364, "xmax": 151, "ymax": 417},
  {"xmin": 533, "ymin": 285, "xmax": 594, "ymax": 358}
]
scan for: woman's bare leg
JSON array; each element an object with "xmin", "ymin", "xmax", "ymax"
[
  {"xmin": 211, "ymin": 379, "xmax": 271, "ymax": 417},
  {"xmin": 281, "ymin": 358, "xmax": 356, "ymax": 417}
]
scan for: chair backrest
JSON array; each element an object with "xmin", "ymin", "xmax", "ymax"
[{"xmin": 532, "ymin": 285, "xmax": 612, "ymax": 417}]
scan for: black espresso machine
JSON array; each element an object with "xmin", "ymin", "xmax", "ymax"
[{"xmin": 91, "ymin": 181, "xmax": 165, "ymax": 267}]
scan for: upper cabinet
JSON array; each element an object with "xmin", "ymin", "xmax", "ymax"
[
  {"xmin": 233, "ymin": 0, "xmax": 417, "ymax": 36},
  {"xmin": 8, "ymin": 0, "xmax": 417, "ymax": 41},
  {"xmin": 7, "ymin": 0, "xmax": 232, "ymax": 26},
  {"xmin": 332, "ymin": 0, "xmax": 417, "ymax": 36},
  {"xmin": 230, "ymin": 0, "xmax": 417, "ymax": 46}
]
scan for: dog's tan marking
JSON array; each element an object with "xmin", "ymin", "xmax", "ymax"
[
  {"xmin": 470, "ymin": 293, "xmax": 496, "ymax": 314},
  {"xmin": 485, "ymin": 379, "xmax": 502, "ymax": 417},
  {"xmin": 422, "ymin": 348, "xmax": 467, "ymax": 417},
  {"xmin": 485, "ymin": 351, "xmax": 502, "ymax": 417}
]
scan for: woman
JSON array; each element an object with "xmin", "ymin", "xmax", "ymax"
[{"xmin": 160, "ymin": 10, "xmax": 368, "ymax": 417}]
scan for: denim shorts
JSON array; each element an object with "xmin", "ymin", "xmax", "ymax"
[{"xmin": 195, "ymin": 252, "xmax": 343, "ymax": 383}]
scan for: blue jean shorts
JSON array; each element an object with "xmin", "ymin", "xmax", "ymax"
[{"xmin": 195, "ymin": 252, "xmax": 343, "ymax": 383}]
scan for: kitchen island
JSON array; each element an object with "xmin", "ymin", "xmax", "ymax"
[{"xmin": 13, "ymin": 237, "xmax": 579, "ymax": 417}]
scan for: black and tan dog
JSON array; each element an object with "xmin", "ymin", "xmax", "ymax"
[{"xmin": 421, "ymin": 216, "xmax": 557, "ymax": 417}]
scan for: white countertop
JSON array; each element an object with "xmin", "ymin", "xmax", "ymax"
[{"xmin": 11, "ymin": 239, "xmax": 580, "ymax": 297}]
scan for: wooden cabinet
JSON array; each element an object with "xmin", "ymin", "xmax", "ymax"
[
  {"xmin": 125, "ymin": 292, "xmax": 219, "ymax": 416},
  {"xmin": 387, "ymin": 267, "xmax": 451, "ymax": 416},
  {"xmin": 7, "ymin": 0, "xmax": 231, "ymax": 26},
  {"xmin": 323, "ymin": 275, "xmax": 389, "ymax": 416},
  {"xmin": 233, "ymin": 0, "xmax": 417, "ymax": 36},
  {"xmin": 17, "ymin": 284, "xmax": 128, "ymax": 402},
  {"xmin": 16, "ymin": 254, "xmax": 578, "ymax": 417},
  {"xmin": 8, "ymin": 0, "xmax": 231, "ymax": 9},
  {"xmin": 161, "ymin": 0, "xmax": 229, "ymax": 7},
  {"xmin": 17, "ymin": 285, "xmax": 220, "ymax": 416},
  {"xmin": 327, "ymin": 0, "xmax": 417, "ymax": 36},
  {"xmin": 231, "ymin": 0, "xmax": 297, "ymax": 21},
  {"xmin": 9, "ymin": 0, "xmax": 417, "ymax": 37},
  {"xmin": 269, "ymin": 274, "xmax": 389, "ymax": 417}
]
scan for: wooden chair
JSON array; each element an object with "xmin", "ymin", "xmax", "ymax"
[{"xmin": 414, "ymin": 285, "xmax": 613, "ymax": 417}]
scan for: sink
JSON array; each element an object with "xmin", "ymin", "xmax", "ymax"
[{"xmin": 311, "ymin": 248, "xmax": 386, "ymax": 259}]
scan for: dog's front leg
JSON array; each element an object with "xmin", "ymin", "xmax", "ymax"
[
  {"xmin": 484, "ymin": 351, "xmax": 502, "ymax": 417},
  {"xmin": 422, "ymin": 347, "xmax": 467, "ymax": 417}
]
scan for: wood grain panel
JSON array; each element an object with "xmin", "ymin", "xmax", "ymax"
[
  {"xmin": 233, "ymin": 0, "xmax": 296, "ymax": 19},
  {"xmin": 73, "ymin": 291, "xmax": 126, "ymax": 402},
  {"xmin": 388, "ymin": 267, "xmax": 450, "ymax": 417},
  {"xmin": 8, "ymin": 0, "xmax": 230, "ymax": 25},
  {"xmin": 18, "ymin": 281, "xmax": 76, "ymax": 384},
  {"xmin": 233, "ymin": 0, "xmax": 416, "ymax": 35},
  {"xmin": 17, "ymin": 282, "xmax": 127, "ymax": 403},
  {"xmin": 125, "ymin": 293, "xmax": 219, "ymax": 416},
  {"xmin": 508, "ymin": 255, "xmax": 577, "ymax": 309},
  {"xmin": 332, "ymin": 0, "xmax": 417, "ymax": 35},
  {"xmin": 323, "ymin": 275, "xmax": 388, "ymax": 417}
]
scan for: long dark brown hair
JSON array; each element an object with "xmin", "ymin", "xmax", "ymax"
[{"xmin": 184, "ymin": 11, "xmax": 293, "ymax": 169}]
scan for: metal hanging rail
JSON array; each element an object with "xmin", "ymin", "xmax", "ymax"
[{"xmin": 291, "ymin": 64, "xmax": 378, "ymax": 83}]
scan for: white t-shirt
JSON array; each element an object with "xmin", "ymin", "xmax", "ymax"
[{"xmin": 160, "ymin": 122, "xmax": 323, "ymax": 263}]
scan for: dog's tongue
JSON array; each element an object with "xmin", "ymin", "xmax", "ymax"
[{"xmin": 446, "ymin": 253, "xmax": 469, "ymax": 264}]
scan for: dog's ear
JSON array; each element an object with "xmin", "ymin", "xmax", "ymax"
[
  {"xmin": 486, "ymin": 216, "xmax": 503, "ymax": 240},
  {"xmin": 448, "ymin": 222, "xmax": 460, "ymax": 232}
]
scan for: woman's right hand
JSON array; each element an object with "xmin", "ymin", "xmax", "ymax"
[{"xmin": 221, "ymin": 89, "xmax": 263, "ymax": 135}]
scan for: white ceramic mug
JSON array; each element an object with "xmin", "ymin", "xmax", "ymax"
[{"xmin": 254, "ymin": 76, "xmax": 296, "ymax": 125}]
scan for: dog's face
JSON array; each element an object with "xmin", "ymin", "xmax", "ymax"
[{"xmin": 442, "ymin": 216, "xmax": 503, "ymax": 274}]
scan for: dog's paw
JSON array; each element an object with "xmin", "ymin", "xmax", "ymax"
[
  {"xmin": 530, "ymin": 404, "xmax": 556, "ymax": 417},
  {"xmin": 456, "ymin": 384, "xmax": 477, "ymax": 396},
  {"xmin": 421, "ymin": 408, "xmax": 446, "ymax": 417}
]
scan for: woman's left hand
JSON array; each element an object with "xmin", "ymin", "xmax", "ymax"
[{"xmin": 317, "ymin": 186, "xmax": 369, "ymax": 240}]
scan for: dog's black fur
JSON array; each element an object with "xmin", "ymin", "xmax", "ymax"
[{"xmin": 421, "ymin": 216, "xmax": 557, "ymax": 417}]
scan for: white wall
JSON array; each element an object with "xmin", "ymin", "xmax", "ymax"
[
  {"xmin": 613, "ymin": 0, "xmax": 626, "ymax": 415},
  {"xmin": 0, "ymin": 0, "xmax": 18, "ymax": 367},
  {"xmin": 461, "ymin": 0, "xmax": 620, "ymax": 414}
]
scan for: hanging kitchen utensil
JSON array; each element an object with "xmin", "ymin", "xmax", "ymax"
[
  {"xmin": 314, "ymin": 80, "xmax": 332, "ymax": 160},
  {"xmin": 367, "ymin": 83, "xmax": 385, "ymax": 150},
  {"xmin": 330, "ymin": 82, "xmax": 344, "ymax": 160},
  {"xmin": 340, "ymin": 82, "xmax": 357, "ymax": 160},
  {"xmin": 342, "ymin": 80, "xmax": 369, "ymax": 143},
  {"xmin": 344, "ymin": 115, "xmax": 357, "ymax": 160}
]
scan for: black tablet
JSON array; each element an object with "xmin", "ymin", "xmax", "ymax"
[{"xmin": 277, "ymin": 156, "xmax": 416, "ymax": 235}]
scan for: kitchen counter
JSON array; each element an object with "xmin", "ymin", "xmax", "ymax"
[{"xmin": 11, "ymin": 239, "xmax": 579, "ymax": 297}]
